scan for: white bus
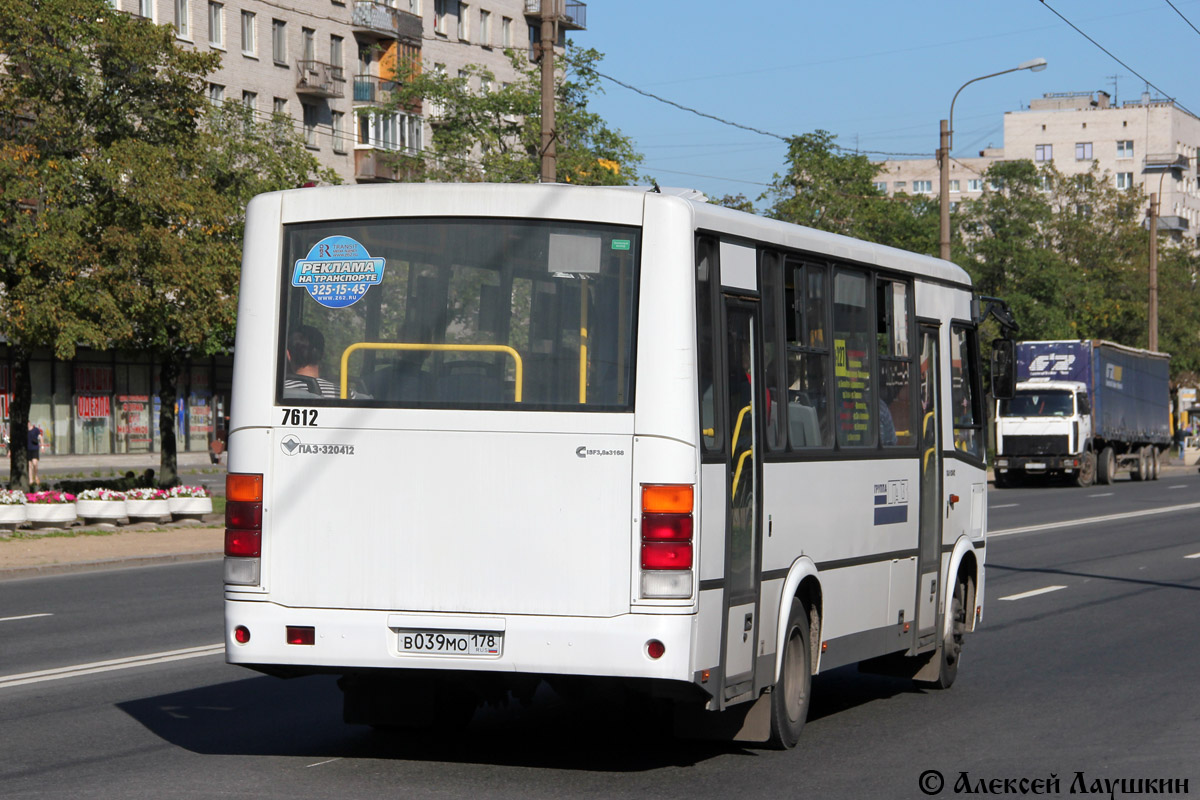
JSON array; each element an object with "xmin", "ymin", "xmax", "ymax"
[{"xmin": 224, "ymin": 183, "xmax": 994, "ymax": 747}]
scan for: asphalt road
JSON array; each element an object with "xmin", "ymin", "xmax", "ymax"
[{"xmin": 1, "ymin": 475, "xmax": 1198, "ymax": 799}]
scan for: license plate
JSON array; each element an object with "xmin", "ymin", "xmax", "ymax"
[
  {"xmin": 1024, "ymin": 462, "xmax": 1046, "ymax": 470},
  {"xmin": 397, "ymin": 629, "xmax": 503, "ymax": 657}
]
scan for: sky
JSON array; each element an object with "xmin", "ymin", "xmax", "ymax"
[{"xmin": 576, "ymin": 0, "xmax": 1198, "ymax": 206}]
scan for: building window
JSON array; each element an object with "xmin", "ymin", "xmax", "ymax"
[
  {"xmin": 302, "ymin": 103, "xmax": 318, "ymax": 148},
  {"xmin": 913, "ymin": 180, "xmax": 932, "ymax": 194},
  {"xmin": 1076, "ymin": 142, "xmax": 1093, "ymax": 161},
  {"xmin": 873, "ymin": 181, "xmax": 887, "ymax": 193},
  {"xmin": 301, "ymin": 27, "xmax": 315, "ymax": 63},
  {"xmin": 1035, "ymin": 144, "xmax": 1052, "ymax": 162},
  {"xmin": 240, "ymin": 10, "xmax": 255, "ymax": 56},
  {"xmin": 434, "ymin": 0, "xmax": 448, "ymax": 34},
  {"xmin": 332, "ymin": 111, "xmax": 346, "ymax": 153},
  {"xmin": 208, "ymin": 83, "xmax": 224, "ymax": 103},
  {"xmin": 273, "ymin": 97, "xmax": 287, "ymax": 115},
  {"xmin": 458, "ymin": 2, "xmax": 469, "ymax": 41},
  {"xmin": 242, "ymin": 90, "xmax": 256, "ymax": 110},
  {"xmin": 1117, "ymin": 139, "xmax": 1134, "ymax": 159},
  {"xmin": 175, "ymin": 0, "xmax": 190, "ymax": 38},
  {"xmin": 967, "ymin": 179, "xmax": 983, "ymax": 192},
  {"xmin": 1116, "ymin": 172, "xmax": 1134, "ymax": 190},
  {"xmin": 330, "ymin": 35, "xmax": 343, "ymax": 70},
  {"xmin": 358, "ymin": 111, "xmax": 422, "ymax": 153},
  {"xmin": 272, "ymin": 19, "xmax": 287, "ymax": 63},
  {"xmin": 950, "ymin": 180, "xmax": 960, "ymax": 192},
  {"xmin": 138, "ymin": 0, "xmax": 153, "ymax": 19},
  {"xmin": 893, "ymin": 181, "xmax": 906, "ymax": 192},
  {"xmin": 407, "ymin": 0, "xmax": 421, "ymax": 13},
  {"xmin": 502, "ymin": 16, "xmax": 512, "ymax": 46},
  {"xmin": 208, "ymin": 2, "xmax": 224, "ymax": 48},
  {"xmin": 479, "ymin": 9, "xmax": 491, "ymax": 46}
]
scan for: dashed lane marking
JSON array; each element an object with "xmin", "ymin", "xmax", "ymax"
[{"xmin": 1000, "ymin": 585, "xmax": 1068, "ymax": 601}]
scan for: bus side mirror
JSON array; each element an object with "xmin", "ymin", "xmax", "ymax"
[{"xmin": 991, "ymin": 339, "xmax": 1015, "ymax": 400}]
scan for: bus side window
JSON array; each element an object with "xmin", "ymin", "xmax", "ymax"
[
  {"xmin": 759, "ymin": 250, "xmax": 787, "ymax": 452},
  {"xmin": 832, "ymin": 267, "xmax": 873, "ymax": 448},
  {"xmin": 876, "ymin": 278, "xmax": 915, "ymax": 447},
  {"xmin": 785, "ymin": 260, "xmax": 832, "ymax": 449},
  {"xmin": 696, "ymin": 237, "xmax": 723, "ymax": 455}
]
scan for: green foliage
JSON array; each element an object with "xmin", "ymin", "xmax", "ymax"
[{"xmin": 377, "ymin": 44, "xmax": 642, "ymax": 184}]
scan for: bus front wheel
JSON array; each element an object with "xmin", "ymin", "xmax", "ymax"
[
  {"xmin": 922, "ymin": 580, "xmax": 966, "ymax": 690},
  {"xmin": 768, "ymin": 599, "xmax": 812, "ymax": 749}
]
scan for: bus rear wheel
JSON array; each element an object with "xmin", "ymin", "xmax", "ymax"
[{"xmin": 768, "ymin": 599, "xmax": 812, "ymax": 749}]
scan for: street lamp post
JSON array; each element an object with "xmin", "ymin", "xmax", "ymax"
[{"xmin": 939, "ymin": 58, "xmax": 1048, "ymax": 261}]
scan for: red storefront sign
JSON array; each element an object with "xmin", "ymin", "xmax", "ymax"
[{"xmin": 77, "ymin": 395, "xmax": 112, "ymax": 419}]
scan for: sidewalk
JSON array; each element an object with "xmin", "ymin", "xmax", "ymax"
[{"xmin": 2, "ymin": 450, "xmax": 217, "ymax": 478}]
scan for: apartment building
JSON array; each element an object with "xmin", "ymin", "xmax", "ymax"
[
  {"xmin": 876, "ymin": 91, "xmax": 1200, "ymax": 240},
  {"xmin": 107, "ymin": 0, "xmax": 584, "ymax": 184}
]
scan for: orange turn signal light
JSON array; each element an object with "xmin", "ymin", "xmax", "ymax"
[
  {"xmin": 227, "ymin": 473, "xmax": 263, "ymax": 503},
  {"xmin": 642, "ymin": 484, "xmax": 693, "ymax": 514}
]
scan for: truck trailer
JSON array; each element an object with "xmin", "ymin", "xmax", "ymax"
[{"xmin": 994, "ymin": 340, "xmax": 1170, "ymax": 487}]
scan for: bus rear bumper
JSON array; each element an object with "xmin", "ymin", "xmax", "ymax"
[{"xmin": 224, "ymin": 599, "xmax": 696, "ymax": 682}]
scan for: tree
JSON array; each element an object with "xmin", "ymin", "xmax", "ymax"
[
  {"xmin": 375, "ymin": 44, "xmax": 642, "ymax": 185},
  {"xmin": 0, "ymin": 0, "xmax": 335, "ymax": 486}
]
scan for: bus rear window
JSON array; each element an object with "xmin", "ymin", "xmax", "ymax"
[{"xmin": 278, "ymin": 218, "xmax": 639, "ymax": 411}]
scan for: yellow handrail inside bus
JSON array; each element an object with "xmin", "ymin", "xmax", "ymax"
[
  {"xmin": 732, "ymin": 448, "xmax": 754, "ymax": 501},
  {"xmin": 732, "ymin": 404, "xmax": 752, "ymax": 451},
  {"xmin": 339, "ymin": 342, "xmax": 524, "ymax": 402}
]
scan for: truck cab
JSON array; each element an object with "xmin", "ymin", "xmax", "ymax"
[{"xmin": 994, "ymin": 379, "xmax": 1092, "ymax": 486}]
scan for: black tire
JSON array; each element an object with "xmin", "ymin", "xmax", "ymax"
[
  {"xmin": 923, "ymin": 581, "xmax": 966, "ymax": 690},
  {"xmin": 993, "ymin": 471, "xmax": 1012, "ymax": 489},
  {"xmin": 1151, "ymin": 448, "xmax": 1161, "ymax": 480},
  {"xmin": 768, "ymin": 600, "xmax": 812, "ymax": 749},
  {"xmin": 1074, "ymin": 450, "xmax": 1096, "ymax": 488},
  {"xmin": 1097, "ymin": 447, "xmax": 1115, "ymax": 485},
  {"xmin": 1130, "ymin": 449, "xmax": 1145, "ymax": 481}
]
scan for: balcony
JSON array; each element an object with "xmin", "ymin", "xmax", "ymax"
[
  {"xmin": 524, "ymin": 0, "xmax": 586, "ymax": 30},
  {"xmin": 351, "ymin": 1, "xmax": 423, "ymax": 42},
  {"xmin": 1142, "ymin": 153, "xmax": 1190, "ymax": 177},
  {"xmin": 353, "ymin": 75, "xmax": 400, "ymax": 104},
  {"xmin": 354, "ymin": 148, "xmax": 419, "ymax": 183},
  {"xmin": 296, "ymin": 61, "xmax": 346, "ymax": 99}
]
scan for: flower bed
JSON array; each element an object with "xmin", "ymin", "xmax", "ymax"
[
  {"xmin": 75, "ymin": 489, "xmax": 128, "ymax": 522},
  {"xmin": 124, "ymin": 488, "xmax": 170, "ymax": 521},
  {"xmin": 167, "ymin": 485, "xmax": 213, "ymax": 518},
  {"xmin": 25, "ymin": 491, "xmax": 77, "ymax": 527}
]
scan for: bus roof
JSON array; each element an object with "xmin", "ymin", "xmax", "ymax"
[{"xmin": 260, "ymin": 182, "xmax": 972, "ymax": 289}]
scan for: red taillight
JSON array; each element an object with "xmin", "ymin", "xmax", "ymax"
[
  {"xmin": 286, "ymin": 626, "xmax": 315, "ymax": 645},
  {"xmin": 234, "ymin": 625, "xmax": 251, "ymax": 644},
  {"xmin": 641, "ymin": 541, "xmax": 693, "ymax": 569},
  {"xmin": 641, "ymin": 484, "xmax": 694, "ymax": 571},
  {"xmin": 646, "ymin": 640, "xmax": 666, "ymax": 659},
  {"xmin": 225, "ymin": 528, "xmax": 261, "ymax": 557},
  {"xmin": 641, "ymin": 513, "xmax": 693, "ymax": 540},
  {"xmin": 225, "ymin": 473, "xmax": 263, "ymax": 559}
]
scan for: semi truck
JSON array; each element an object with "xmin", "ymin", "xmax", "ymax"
[{"xmin": 993, "ymin": 340, "xmax": 1171, "ymax": 488}]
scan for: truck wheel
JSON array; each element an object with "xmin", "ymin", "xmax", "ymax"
[
  {"xmin": 1097, "ymin": 447, "xmax": 1115, "ymax": 485},
  {"xmin": 1131, "ymin": 448, "xmax": 1147, "ymax": 481},
  {"xmin": 1074, "ymin": 451, "xmax": 1096, "ymax": 488},
  {"xmin": 1151, "ymin": 448, "xmax": 1161, "ymax": 480},
  {"xmin": 994, "ymin": 471, "xmax": 1012, "ymax": 489}
]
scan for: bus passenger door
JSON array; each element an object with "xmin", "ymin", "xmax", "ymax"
[
  {"xmin": 721, "ymin": 298, "xmax": 761, "ymax": 702},
  {"xmin": 916, "ymin": 325, "xmax": 942, "ymax": 646}
]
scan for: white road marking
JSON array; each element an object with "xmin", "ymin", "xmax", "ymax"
[
  {"xmin": 1185, "ymin": 552, "xmax": 1200, "ymax": 560},
  {"xmin": 0, "ymin": 644, "xmax": 224, "ymax": 690},
  {"xmin": 991, "ymin": 503, "xmax": 1019, "ymax": 509},
  {"xmin": 306, "ymin": 758, "xmax": 343, "ymax": 768},
  {"xmin": 1088, "ymin": 492, "xmax": 1114, "ymax": 498},
  {"xmin": 1168, "ymin": 484, "xmax": 1187, "ymax": 490},
  {"xmin": 990, "ymin": 502, "xmax": 1200, "ymax": 538},
  {"xmin": 0, "ymin": 613, "xmax": 53, "ymax": 624},
  {"xmin": 1000, "ymin": 585, "xmax": 1067, "ymax": 601}
]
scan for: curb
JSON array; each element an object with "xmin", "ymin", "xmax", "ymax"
[{"xmin": 0, "ymin": 551, "xmax": 223, "ymax": 581}]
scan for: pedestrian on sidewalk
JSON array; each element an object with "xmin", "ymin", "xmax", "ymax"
[
  {"xmin": 1173, "ymin": 426, "xmax": 1187, "ymax": 460},
  {"xmin": 27, "ymin": 421, "xmax": 43, "ymax": 487}
]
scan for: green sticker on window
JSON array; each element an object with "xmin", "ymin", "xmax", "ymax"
[{"xmin": 611, "ymin": 239, "xmax": 631, "ymax": 251}]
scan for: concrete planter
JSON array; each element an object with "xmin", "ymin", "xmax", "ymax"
[
  {"xmin": 125, "ymin": 498, "xmax": 170, "ymax": 522},
  {"xmin": 75, "ymin": 499, "xmax": 128, "ymax": 522},
  {"xmin": 0, "ymin": 504, "xmax": 28, "ymax": 528},
  {"xmin": 168, "ymin": 496, "xmax": 213, "ymax": 518},
  {"xmin": 26, "ymin": 503, "xmax": 77, "ymax": 527}
]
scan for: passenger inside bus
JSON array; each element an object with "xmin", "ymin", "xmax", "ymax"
[{"xmin": 283, "ymin": 325, "xmax": 341, "ymax": 398}]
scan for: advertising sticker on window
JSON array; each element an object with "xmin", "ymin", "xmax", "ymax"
[{"xmin": 292, "ymin": 235, "xmax": 385, "ymax": 309}]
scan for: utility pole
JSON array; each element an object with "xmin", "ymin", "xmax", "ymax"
[
  {"xmin": 938, "ymin": 119, "xmax": 951, "ymax": 261},
  {"xmin": 539, "ymin": 1, "xmax": 557, "ymax": 183},
  {"xmin": 1148, "ymin": 192, "xmax": 1159, "ymax": 351}
]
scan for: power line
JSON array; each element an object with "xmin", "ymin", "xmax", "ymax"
[
  {"xmin": 1161, "ymin": 0, "xmax": 1200, "ymax": 39},
  {"xmin": 1037, "ymin": 0, "xmax": 1196, "ymax": 118}
]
